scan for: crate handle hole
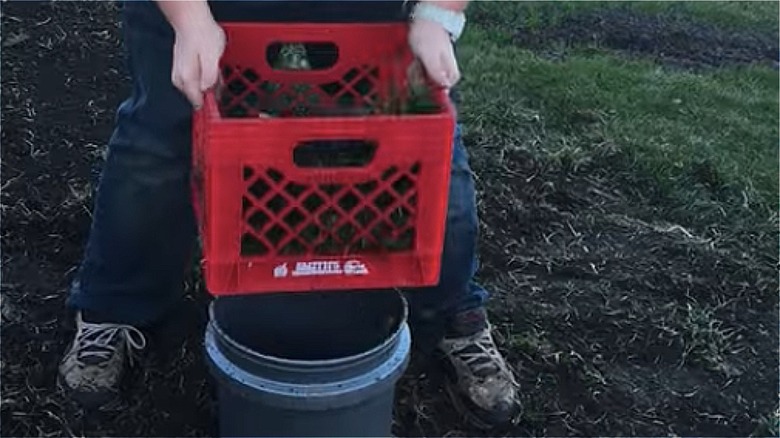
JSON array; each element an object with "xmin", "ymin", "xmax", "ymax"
[
  {"xmin": 267, "ymin": 42, "xmax": 339, "ymax": 71},
  {"xmin": 293, "ymin": 140, "xmax": 377, "ymax": 168}
]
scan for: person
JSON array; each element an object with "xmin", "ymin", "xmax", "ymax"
[{"xmin": 57, "ymin": 0, "xmax": 520, "ymax": 429}]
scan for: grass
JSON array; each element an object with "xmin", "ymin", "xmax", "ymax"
[
  {"xmin": 458, "ymin": 4, "xmax": 779, "ymax": 219},
  {"xmin": 470, "ymin": 1, "xmax": 780, "ymax": 34},
  {"xmin": 679, "ymin": 302, "xmax": 739, "ymax": 372},
  {"xmin": 454, "ymin": 4, "xmax": 778, "ymax": 433}
]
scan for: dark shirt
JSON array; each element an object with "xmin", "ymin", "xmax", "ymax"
[{"xmin": 207, "ymin": 1, "xmax": 413, "ymax": 23}]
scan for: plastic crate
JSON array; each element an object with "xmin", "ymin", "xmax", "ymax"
[{"xmin": 192, "ymin": 23, "xmax": 456, "ymax": 295}]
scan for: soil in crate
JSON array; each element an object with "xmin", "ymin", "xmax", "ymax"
[{"xmin": 218, "ymin": 43, "xmax": 441, "ymax": 118}]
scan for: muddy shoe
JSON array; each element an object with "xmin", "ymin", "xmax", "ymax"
[
  {"xmin": 438, "ymin": 323, "xmax": 521, "ymax": 429},
  {"xmin": 58, "ymin": 312, "xmax": 147, "ymax": 409}
]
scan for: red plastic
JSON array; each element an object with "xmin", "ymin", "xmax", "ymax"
[{"xmin": 192, "ymin": 23, "xmax": 455, "ymax": 296}]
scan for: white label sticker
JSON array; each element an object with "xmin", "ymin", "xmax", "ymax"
[
  {"xmin": 273, "ymin": 260, "xmax": 369, "ymax": 278},
  {"xmin": 293, "ymin": 261, "xmax": 343, "ymax": 277}
]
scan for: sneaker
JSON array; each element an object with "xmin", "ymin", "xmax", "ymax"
[
  {"xmin": 58, "ymin": 311, "xmax": 147, "ymax": 408},
  {"xmin": 439, "ymin": 321, "xmax": 521, "ymax": 429}
]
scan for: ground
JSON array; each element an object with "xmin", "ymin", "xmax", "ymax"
[{"xmin": 1, "ymin": 1, "xmax": 778, "ymax": 437}]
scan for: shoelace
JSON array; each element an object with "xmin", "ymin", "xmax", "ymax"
[
  {"xmin": 74, "ymin": 315, "xmax": 147, "ymax": 366},
  {"xmin": 452, "ymin": 329, "xmax": 519, "ymax": 386}
]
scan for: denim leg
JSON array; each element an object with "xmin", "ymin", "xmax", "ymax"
[
  {"xmin": 404, "ymin": 123, "xmax": 489, "ymax": 352},
  {"xmin": 67, "ymin": 2, "xmax": 196, "ymax": 327}
]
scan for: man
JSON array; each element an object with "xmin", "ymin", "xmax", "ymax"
[{"xmin": 58, "ymin": 0, "xmax": 519, "ymax": 429}]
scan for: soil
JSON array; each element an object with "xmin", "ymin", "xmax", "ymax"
[
  {"xmin": 2, "ymin": 2, "xmax": 777, "ymax": 437},
  {"xmin": 513, "ymin": 7, "xmax": 779, "ymax": 70}
]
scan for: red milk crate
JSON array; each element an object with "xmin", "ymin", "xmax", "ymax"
[{"xmin": 192, "ymin": 23, "xmax": 456, "ymax": 295}]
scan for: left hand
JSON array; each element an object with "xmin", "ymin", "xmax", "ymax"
[{"xmin": 408, "ymin": 17, "xmax": 460, "ymax": 89}]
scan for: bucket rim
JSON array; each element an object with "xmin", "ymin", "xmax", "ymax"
[{"xmin": 207, "ymin": 290, "xmax": 409, "ymax": 367}]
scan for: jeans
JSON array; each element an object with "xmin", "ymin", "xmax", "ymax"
[{"xmin": 67, "ymin": 1, "xmax": 488, "ymax": 350}]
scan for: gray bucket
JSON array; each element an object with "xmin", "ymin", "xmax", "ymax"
[{"xmin": 204, "ymin": 289, "xmax": 411, "ymax": 437}]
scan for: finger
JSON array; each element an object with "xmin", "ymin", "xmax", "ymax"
[
  {"xmin": 440, "ymin": 49, "xmax": 460, "ymax": 88},
  {"xmin": 200, "ymin": 51, "xmax": 221, "ymax": 92},
  {"xmin": 214, "ymin": 73, "xmax": 224, "ymax": 104},
  {"xmin": 173, "ymin": 71, "xmax": 199, "ymax": 107},
  {"xmin": 172, "ymin": 70, "xmax": 183, "ymax": 92},
  {"xmin": 420, "ymin": 51, "xmax": 450, "ymax": 88},
  {"xmin": 200, "ymin": 66, "xmax": 219, "ymax": 92},
  {"xmin": 185, "ymin": 80, "xmax": 204, "ymax": 109},
  {"xmin": 407, "ymin": 59, "xmax": 426, "ymax": 89},
  {"xmin": 181, "ymin": 57, "xmax": 204, "ymax": 109}
]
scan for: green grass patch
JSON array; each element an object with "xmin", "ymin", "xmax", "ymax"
[
  {"xmin": 469, "ymin": 1, "xmax": 779, "ymax": 34},
  {"xmin": 458, "ymin": 23, "xmax": 778, "ymax": 215}
]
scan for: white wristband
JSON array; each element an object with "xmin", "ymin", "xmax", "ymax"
[{"xmin": 411, "ymin": 2, "xmax": 466, "ymax": 42}]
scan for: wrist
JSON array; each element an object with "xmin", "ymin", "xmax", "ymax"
[
  {"xmin": 411, "ymin": 2, "xmax": 467, "ymax": 41},
  {"xmin": 173, "ymin": 13, "xmax": 217, "ymax": 36},
  {"xmin": 155, "ymin": 0, "xmax": 216, "ymax": 34},
  {"xmin": 418, "ymin": 0, "xmax": 469, "ymax": 13}
]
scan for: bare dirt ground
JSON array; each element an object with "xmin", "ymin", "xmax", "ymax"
[
  {"xmin": 512, "ymin": 7, "xmax": 778, "ymax": 70},
  {"xmin": 2, "ymin": 2, "xmax": 777, "ymax": 437}
]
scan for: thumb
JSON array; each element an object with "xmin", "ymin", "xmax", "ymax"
[
  {"xmin": 420, "ymin": 51, "xmax": 450, "ymax": 89},
  {"xmin": 200, "ymin": 63, "xmax": 219, "ymax": 93},
  {"xmin": 440, "ymin": 49, "xmax": 460, "ymax": 88},
  {"xmin": 184, "ymin": 55, "xmax": 204, "ymax": 109},
  {"xmin": 200, "ymin": 48, "xmax": 221, "ymax": 92}
]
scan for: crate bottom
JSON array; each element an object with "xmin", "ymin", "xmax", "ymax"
[{"xmin": 201, "ymin": 254, "xmax": 443, "ymax": 295}]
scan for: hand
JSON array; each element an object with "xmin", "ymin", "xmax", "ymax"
[
  {"xmin": 408, "ymin": 17, "xmax": 460, "ymax": 89},
  {"xmin": 170, "ymin": 18, "xmax": 226, "ymax": 110}
]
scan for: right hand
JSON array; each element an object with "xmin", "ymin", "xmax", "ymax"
[
  {"xmin": 408, "ymin": 15, "xmax": 460, "ymax": 90},
  {"xmin": 171, "ymin": 17, "xmax": 226, "ymax": 110}
]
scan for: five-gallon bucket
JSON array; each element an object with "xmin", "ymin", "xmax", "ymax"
[{"xmin": 204, "ymin": 289, "xmax": 411, "ymax": 437}]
